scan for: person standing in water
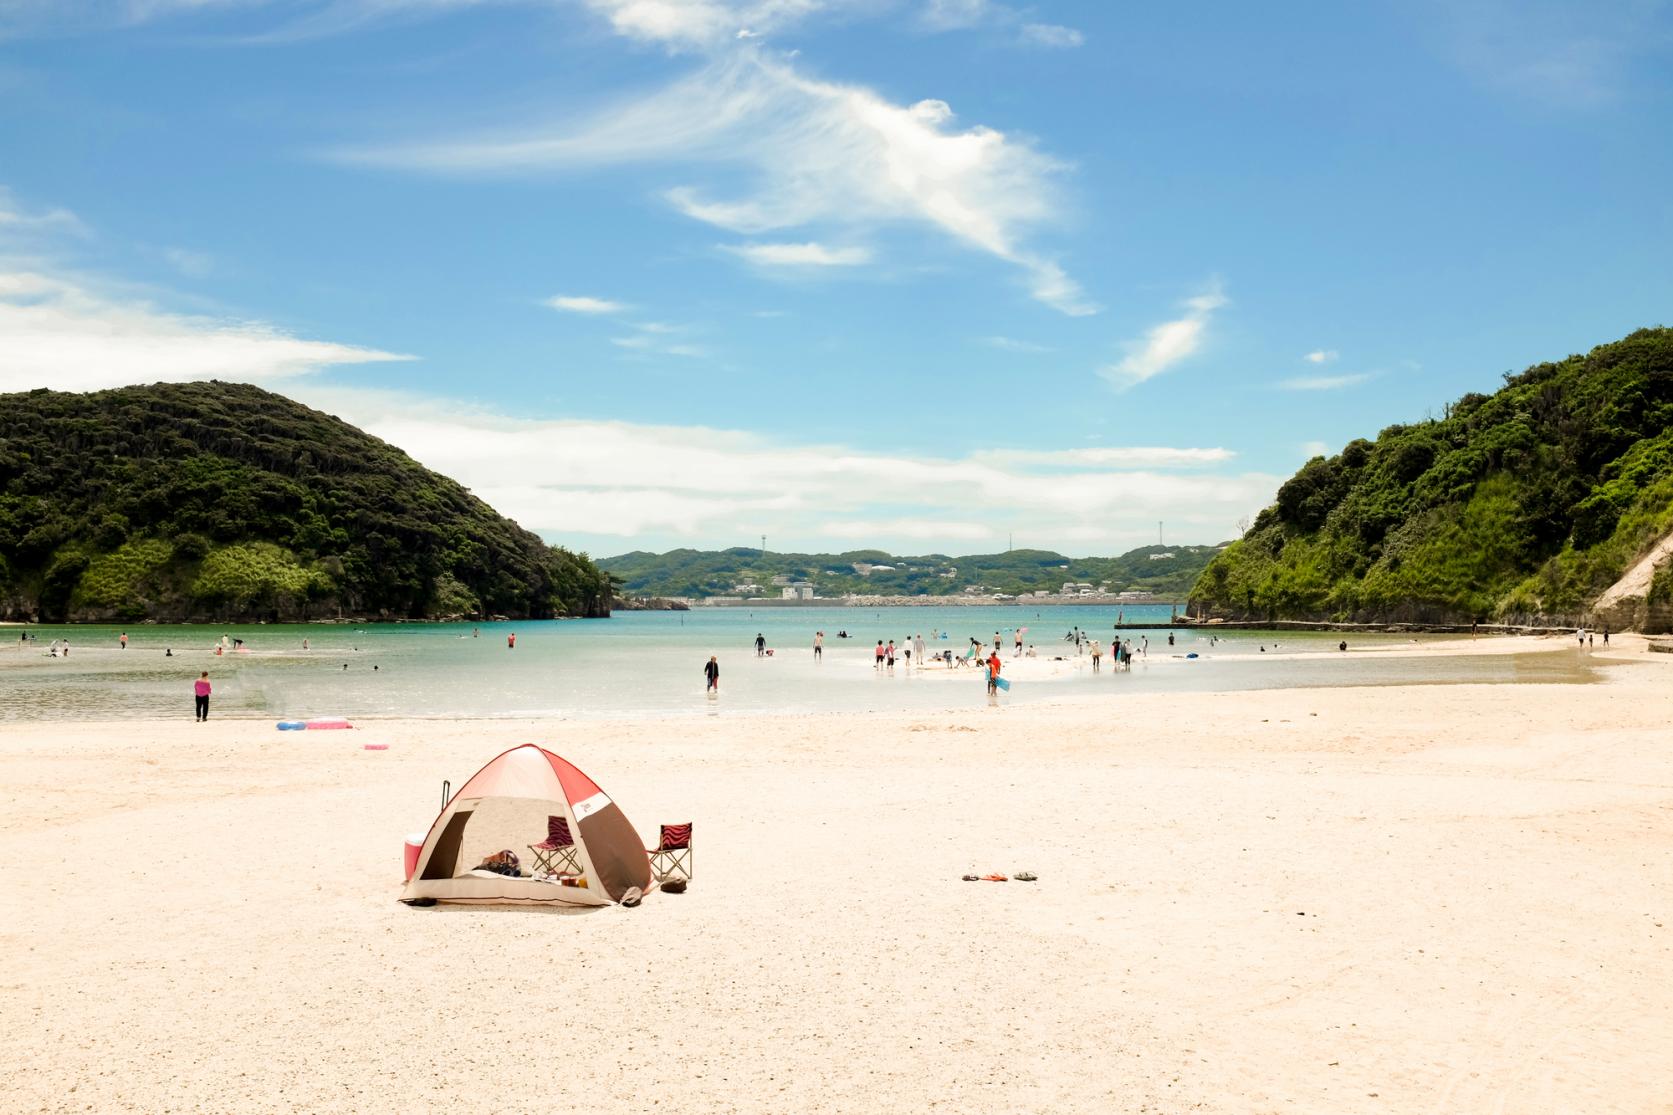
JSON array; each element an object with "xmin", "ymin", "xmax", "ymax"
[
  {"xmin": 704, "ymin": 655, "xmax": 719, "ymax": 696},
  {"xmin": 1090, "ymin": 639, "xmax": 1102, "ymax": 672},
  {"xmin": 194, "ymin": 672, "xmax": 211, "ymax": 722},
  {"xmin": 507, "ymin": 633, "xmax": 516, "ymax": 649},
  {"xmin": 119, "ymin": 632, "xmax": 128, "ymax": 649},
  {"xmin": 813, "ymin": 631, "xmax": 823, "ymax": 661},
  {"xmin": 755, "ymin": 632, "xmax": 766, "ymax": 657},
  {"xmin": 1014, "ymin": 629, "xmax": 1023, "ymax": 657}
]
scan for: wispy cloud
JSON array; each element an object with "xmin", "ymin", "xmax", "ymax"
[
  {"xmin": 1303, "ymin": 349, "xmax": 1338, "ymax": 364},
  {"xmin": 1099, "ymin": 284, "xmax": 1227, "ymax": 390},
  {"xmin": 1429, "ymin": 0, "xmax": 1673, "ymax": 105},
  {"xmin": 579, "ymin": 0, "xmax": 828, "ymax": 49},
  {"xmin": 976, "ymin": 447, "xmax": 1237, "ymax": 468},
  {"xmin": 611, "ymin": 333, "xmax": 706, "ymax": 358},
  {"xmin": 723, "ymin": 240, "xmax": 871, "ymax": 266},
  {"xmin": 981, "ymin": 335, "xmax": 1051, "ymax": 353},
  {"xmin": 1019, "ymin": 22, "xmax": 1082, "ymax": 48},
  {"xmin": 546, "ymin": 293, "xmax": 628, "ymax": 314},
  {"xmin": 1278, "ymin": 371, "xmax": 1374, "ymax": 391},
  {"xmin": 345, "ymin": 50, "xmax": 1092, "ymax": 314},
  {"xmin": 162, "ymin": 246, "xmax": 214, "ymax": 277},
  {"xmin": 1300, "ymin": 440, "xmax": 1331, "ymax": 458},
  {"xmin": 0, "ymin": 188, "xmax": 88, "ymax": 238}
]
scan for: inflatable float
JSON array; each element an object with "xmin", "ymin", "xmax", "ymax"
[{"xmin": 276, "ymin": 717, "xmax": 354, "ymax": 731}]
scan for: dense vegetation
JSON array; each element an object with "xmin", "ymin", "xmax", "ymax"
[
  {"xmin": 602, "ymin": 544, "xmax": 1223, "ymax": 600},
  {"xmin": 0, "ymin": 382, "xmax": 611, "ymax": 622},
  {"xmin": 1190, "ymin": 327, "xmax": 1673, "ymax": 624}
]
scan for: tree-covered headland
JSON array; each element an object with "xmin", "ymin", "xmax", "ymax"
[
  {"xmin": 1190, "ymin": 327, "xmax": 1673, "ymax": 625},
  {"xmin": 0, "ymin": 382, "xmax": 610, "ymax": 622}
]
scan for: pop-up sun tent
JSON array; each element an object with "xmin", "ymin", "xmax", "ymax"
[{"xmin": 400, "ymin": 744, "xmax": 652, "ymax": 907}]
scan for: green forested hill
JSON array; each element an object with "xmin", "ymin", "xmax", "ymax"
[
  {"xmin": 1190, "ymin": 327, "xmax": 1673, "ymax": 624},
  {"xmin": 602, "ymin": 544, "xmax": 1223, "ymax": 600},
  {"xmin": 0, "ymin": 382, "xmax": 610, "ymax": 622}
]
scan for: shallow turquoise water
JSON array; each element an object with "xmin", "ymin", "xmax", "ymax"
[{"xmin": 2, "ymin": 604, "xmax": 1598, "ymax": 722}]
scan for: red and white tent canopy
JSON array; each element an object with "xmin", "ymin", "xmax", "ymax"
[{"xmin": 400, "ymin": 744, "xmax": 652, "ymax": 907}]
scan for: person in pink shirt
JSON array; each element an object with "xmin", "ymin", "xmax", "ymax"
[{"xmin": 194, "ymin": 672, "xmax": 211, "ymax": 722}]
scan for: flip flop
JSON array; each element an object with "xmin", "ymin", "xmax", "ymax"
[
  {"xmin": 982, "ymin": 874, "xmax": 1008, "ymax": 882},
  {"xmin": 1014, "ymin": 871, "xmax": 1038, "ymax": 882},
  {"xmin": 962, "ymin": 874, "xmax": 980, "ymax": 881}
]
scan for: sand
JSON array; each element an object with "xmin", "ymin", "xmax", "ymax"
[{"xmin": 3, "ymin": 641, "xmax": 1671, "ymax": 1113}]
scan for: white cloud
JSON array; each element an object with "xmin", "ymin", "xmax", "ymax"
[
  {"xmin": 817, "ymin": 518, "xmax": 993, "ymax": 542},
  {"xmin": 162, "ymin": 247, "xmax": 214, "ymax": 277},
  {"xmin": 1430, "ymin": 0, "xmax": 1672, "ymax": 106},
  {"xmin": 981, "ymin": 335, "xmax": 1051, "ymax": 353},
  {"xmin": 1303, "ymin": 349, "xmax": 1338, "ymax": 364},
  {"xmin": 1020, "ymin": 22, "xmax": 1082, "ymax": 48},
  {"xmin": 0, "ymin": 270, "xmax": 409, "ymax": 393},
  {"xmin": 723, "ymin": 240, "xmax": 871, "ymax": 266},
  {"xmin": 295, "ymin": 385, "xmax": 1280, "ymax": 550},
  {"xmin": 976, "ymin": 447, "xmax": 1237, "ymax": 468},
  {"xmin": 1278, "ymin": 372, "xmax": 1374, "ymax": 391},
  {"xmin": 1300, "ymin": 440, "xmax": 1331, "ymax": 458},
  {"xmin": 611, "ymin": 334, "xmax": 706, "ymax": 357},
  {"xmin": 578, "ymin": 0, "xmax": 825, "ymax": 49},
  {"xmin": 920, "ymin": 0, "xmax": 995, "ymax": 30},
  {"xmin": 349, "ymin": 50, "xmax": 1092, "ymax": 314},
  {"xmin": 1099, "ymin": 285, "xmax": 1227, "ymax": 389},
  {"xmin": 546, "ymin": 294, "xmax": 628, "ymax": 314},
  {"xmin": 920, "ymin": 1, "xmax": 1083, "ymax": 49},
  {"xmin": 0, "ymin": 188, "xmax": 88, "ymax": 238}
]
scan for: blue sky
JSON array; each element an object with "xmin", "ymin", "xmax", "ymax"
[{"xmin": 2, "ymin": 0, "xmax": 1670, "ymax": 557}]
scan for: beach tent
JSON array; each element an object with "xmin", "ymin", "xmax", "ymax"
[{"xmin": 399, "ymin": 744, "xmax": 652, "ymax": 907}]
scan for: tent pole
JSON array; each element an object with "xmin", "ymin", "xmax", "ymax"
[{"xmin": 441, "ymin": 780, "xmax": 449, "ymax": 811}]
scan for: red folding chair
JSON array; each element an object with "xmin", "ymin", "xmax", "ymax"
[
  {"xmin": 648, "ymin": 822, "xmax": 692, "ymax": 882},
  {"xmin": 527, "ymin": 815, "xmax": 582, "ymax": 876}
]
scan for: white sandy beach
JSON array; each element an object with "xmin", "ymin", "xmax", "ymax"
[{"xmin": 3, "ymin": 639, "xmax": 1671, "ymax": 1113}]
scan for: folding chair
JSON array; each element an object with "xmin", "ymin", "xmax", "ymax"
[
  {"xmin": 527, "ymin": 815, "xmax": 582, "ymax": 876},
  {"xmin": 648, "ymin": 823, "xmax": 693, "ymax": 882}
]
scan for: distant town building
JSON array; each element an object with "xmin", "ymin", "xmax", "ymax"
[
  {"xmin": 770, "ymin": 574, "xmax": 793, "ymax": 586},
  {"xmin": 1148, "ymin": 552, "xmax": 1176, "ymax": 560},
  {"xmin": 781, "ymin": 583, "xmax": 814, "ymax": 600}
]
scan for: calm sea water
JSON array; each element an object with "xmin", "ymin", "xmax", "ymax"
[{"xmin": 1, "ymin": 604, "xmax": 1599, "ymax": 722}]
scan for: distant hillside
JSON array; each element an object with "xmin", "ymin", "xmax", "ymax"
[
  {"xmin": 0, "ymin": 382, "xmax": 610, "ymax": 622},
  {"xmin": 601, "ymin": 544, "xmax": 1223, "ymax": 600},
  {"xmin": 1189, "ymin": 327, "xmax": 1673, "ymax": 625}
]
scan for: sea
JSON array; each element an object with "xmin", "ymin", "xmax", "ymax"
[{"xmin": 1, "ymin": 604, "xmax": 1600, "ymax": 722}]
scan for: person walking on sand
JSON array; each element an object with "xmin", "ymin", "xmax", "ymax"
[
  {"xmin": 875, "ymin": 640, "xmax": 885, "ymax": 669},
  {"xmin": 507, "ymin": 633, "xmax": 516, "ymax": 649},
  {"xmin": 1090, "ymin": 639, "xmax": 1102, "ymax": 672},
  {"xmin": 914, "ymin": 633, "xmax": 926, "ymax": 663},
  {"xmin": 119, "ymin": 632, "xmax": 127, "ymax": 649},
  {"xmin": 1014, "ymin": 628, "xmax": 1023, "ymax": 657},
  {"xmin": 755, "ymin": 632, "xmax": 766, "ymax": 657},
  {"xmin": 986, "ymin": 650, "xmax": 1002, "ymax": 697},
  {"xmin": 704, "ymin": 655, "xmax": 719, "ymax": 696},
  {"xmin": 194, "ymin": 672, "xmax": 211, "ymax": 721},
  {"xmin": 813, "ymin": 630, "xmax": 823, "ymax": 661},
  {"xmin": 886, "ymin": 639, "xmax": 897, "ymax": 669}
]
